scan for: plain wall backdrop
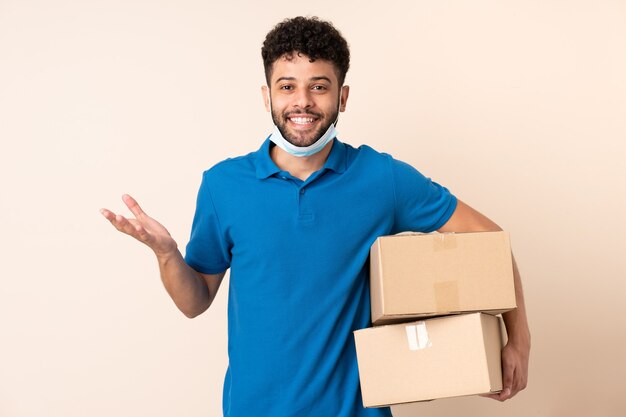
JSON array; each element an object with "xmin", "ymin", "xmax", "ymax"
[{"xmin": 1, "ymin": 1, "xmax": 625, "ymax": 416}]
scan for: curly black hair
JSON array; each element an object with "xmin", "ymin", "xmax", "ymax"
[{"xmin": 261, "ymin": 16, "xmax": 350, "ymax": 86}]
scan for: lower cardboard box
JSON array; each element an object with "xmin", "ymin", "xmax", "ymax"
[{"xmin": 354, "ymin": 312, "xmax": 504, "ymax": 407}]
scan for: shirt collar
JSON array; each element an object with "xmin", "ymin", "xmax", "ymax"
[
  {"xmin": 255, "ymin": 136, "xmax": 348, "ymax": 179},
  {"xmin": 255, "ymin": 136, "xmax": 281, "ymax": 179}
]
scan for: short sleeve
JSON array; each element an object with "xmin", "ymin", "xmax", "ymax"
[
  {"xmin": 390, "ymin": 157, "xmax": 457, "ymax": 234},
  {"xmin": 184, "ymin": 171, "xmax": 231, "ymax": 274}
]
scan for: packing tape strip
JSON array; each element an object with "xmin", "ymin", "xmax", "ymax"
[
  {"xmin": 434, "ymin": 281, "xmax": 460, "ymax": 312},
  {"xmin": 433, "ymin": 233, "xmax": 457, "ymax": 251},
  {"xmin": 405, "ymin": 322, "xmax": 432, "ymax": 351}
]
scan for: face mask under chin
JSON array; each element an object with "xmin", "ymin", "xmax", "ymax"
[{"xmin": 269, "ymin": 121, "xmax": 338, "ymax": 158}]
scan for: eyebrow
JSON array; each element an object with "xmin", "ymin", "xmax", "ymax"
[{"xmin": 274, "ymin": 76, "xmax": 333, "ymax": 84}]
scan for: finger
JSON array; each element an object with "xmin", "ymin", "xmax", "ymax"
[
  {"xmin": 516, "ymin": 368, "xmax": 528, "ymax": 394},
  {"xmin": 100, "ymin": 208, "xmax": 116, "ymax": 221},
  {"xmin": 112, "ymin": 213, "xmax": 143, "ymax": 238},
  {"xmin": 501, "ymin": 356, "xmax": 515, "ymax": 400},
  {"xmin": 101, "ymin": 209, "xmax": 126, "ymax": 228},
  {"xmin": 122, "ymin": 194, "xmax": 147, "ymax": 219},
  {"xmin": 500, "ymin": 387, "xmax": 512, "ymax": 401},
  {"xmin": 481, "ymin": 352, "xmax": 515, "ymax": 402},
  {"xmin": 509, "ymin": 367, "xmax": 523, "ymax": 399},
  {"xmin": 133, "ymin": 223, "xmax": 154, "ymax": 245},
  {"xmin": 102, "ymin": 209, "xmax": 151, "ymax": 246},
  {"xmin": 481, "ymin": 387, "xmax": 511, "ymax": 402},
  {"xmin": 117, "ymin": 218, "xmax": 151, "ymax": 245},
  {"xmin": 113, "ymin": 213, "xmax": 132, "ymax": 233},
  {"xmin": 497, "ymin": 365, "xmax": 515, "ymax": 401}
]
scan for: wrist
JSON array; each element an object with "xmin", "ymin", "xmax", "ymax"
[
  {"xmin": 507, "ymin": 326, "xmax": 531, "ymax": 350},
  {"xmin": 155, "ymin": 247, "xmax": 181, "ymax": 265}
]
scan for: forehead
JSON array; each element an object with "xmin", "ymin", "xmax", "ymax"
[{"xmin": 270, "ymin": 53, "xmax": 339, "ymax": 84}]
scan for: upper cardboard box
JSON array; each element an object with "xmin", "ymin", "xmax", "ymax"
[{"xmin": 370, "ymin": 231, "xmax": 516, "ymax": 325}]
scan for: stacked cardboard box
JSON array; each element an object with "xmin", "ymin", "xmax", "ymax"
[{"xmin": 354, "ymin": 231, "xmax": 516, "ymax": 407}]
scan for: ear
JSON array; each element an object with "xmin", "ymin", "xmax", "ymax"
[
  {"xmin": 261, "ymin": 85, "xmax": 270, "ymax": 112},
  {"xmin": 339, "ymin": 85, "xmax": 350, "ymax": 112}
]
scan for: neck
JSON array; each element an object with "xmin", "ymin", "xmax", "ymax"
[{"xmin": 270, "ymin": 139, "xmax": 335, "ymax": 181}]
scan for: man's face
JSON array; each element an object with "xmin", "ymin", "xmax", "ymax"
[{"xmin": 262, "ymin": 53, "xmax": 349, "ymax": 147}]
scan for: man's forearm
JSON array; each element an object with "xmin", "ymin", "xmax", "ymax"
[
  {"xmin": 503, "ymin": 256, "xmax": 531, "ymax": 345},
  {"xmin": 157, "ymin": 250, "xmax": 212, "ymax": 318}
]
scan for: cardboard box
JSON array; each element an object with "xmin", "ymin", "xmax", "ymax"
[
  {"xmin": 370, "ymin": 231, "xmax": 516, "ymax": 325},
  {"xmin": 354, "ymin": 313, "xmax": 504, "ymax": 407}
]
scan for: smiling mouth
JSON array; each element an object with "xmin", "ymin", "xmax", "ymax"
[
  {"xmin": 289, "ymin": 116, "xmax": 316, "ymax": 125},
  {"xmin": 285, "ymin": 111, "xmax": 322, "ymax": 128}
]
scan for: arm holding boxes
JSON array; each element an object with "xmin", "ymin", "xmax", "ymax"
[{"xmin": 437, "ymin": 199, "xmax": 531, "ymax": 401}]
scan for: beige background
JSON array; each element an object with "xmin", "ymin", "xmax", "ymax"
[{"xmin": 1, "ymin": 1, "xmax": 625, "ymax": 416}]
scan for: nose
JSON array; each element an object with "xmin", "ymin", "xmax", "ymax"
[{"xmin": 292, "ymin": 88, "xmax": 314, "ymax": 109}]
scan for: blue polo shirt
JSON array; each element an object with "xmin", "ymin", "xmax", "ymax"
[{"xmin": 185, "ymin": 138, "xmax": 457, "ymax": 417}]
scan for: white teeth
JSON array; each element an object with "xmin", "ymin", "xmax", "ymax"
[{"xmin": 290, "ymin": 117, "xmax": 314, "ymax": 124}]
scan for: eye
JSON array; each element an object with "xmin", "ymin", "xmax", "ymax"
[
  {"xmin": 311, "ymin": 85, "xmax": 327, "ymax": 91},
  {"xmin": 279, "ymin": 85, "xmax": 293, "ymax": 91}
]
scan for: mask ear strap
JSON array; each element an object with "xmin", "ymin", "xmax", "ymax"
[{"xmin": 333, "ymin": 89, "xmax": 343, "ymax": 125}]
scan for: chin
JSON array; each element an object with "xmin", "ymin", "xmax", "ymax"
[{"xmin": 284, "ymin": 131, "xmax": 323, "ymax": 147}]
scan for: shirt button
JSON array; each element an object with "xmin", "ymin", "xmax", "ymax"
[{"xmin": 300, "ymin": 189, "xmax": 305, "ymax": 194}]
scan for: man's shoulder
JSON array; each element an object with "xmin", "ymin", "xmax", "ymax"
[
  {"xmin": 355, "ymin": 143, "xmax": 390, "ymax": 158},
  {"xmin": 341, "ymin": 141, "xmax": 394, "ymax": 171},
  {"xmin": 343, "ymin": 141, "xmax": 433, "ymax": 185},
  {"xmin": 349, "ymin": 142, "xmax": 422, "ymax": 168},
  {"xmin": 341, "ymin": 139, "xmax": 381, "ymax": 154},
  {"xmin": 201, "ymin": 146, "xmax": 264, "ymax": 180},
  {"xmin": 341, "ymin": 140, "xmax": 389, "ymax": 159}
]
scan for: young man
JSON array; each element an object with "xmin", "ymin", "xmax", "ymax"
[{"xmin": 101, "ymin": 16, "xmax": 530, "ymax": 417}]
